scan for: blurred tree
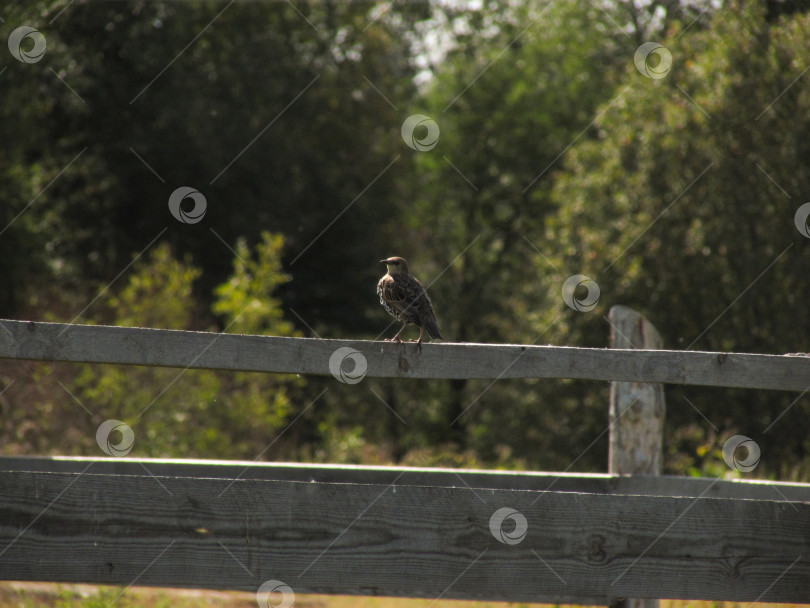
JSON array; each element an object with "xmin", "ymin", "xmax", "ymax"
[
  {"xmin": 6, "ymin": 0, "xmax": 810, "ymax": 480},
  {"xmin": 71, "ymin": 243, "xmax": 221, "ymax": 457},
  {"xmin": 213, "ymin": 231, "xmax": 296, "ymax": 336},
  {"xmin": 607, "ymin": 0, "xmax": 716, "ymax": 44},
  {"xmin": 390, "ymin": 0, "xmax": 625, "ymax": 469},
  {"xmin": 0, "ymin": 2, "xmax": 82, "ymax": 316},
  {"xmin": 69, "ymin": 238, "xmax": 303, "ymax": 459},
  {"xmin": 3, "ymin": 0, "xmax": 429, "ymax": 333},
  {"xmin": 549, "ymin": 1, "xmax": 810, "ymax": 476},
  {"xmin": 211, "ymin": 232, "xmax": 308, "ymax": 459}
]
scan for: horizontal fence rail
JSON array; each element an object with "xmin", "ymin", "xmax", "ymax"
[
  {"xmin": 1, "ymin": 319, "xmax": 810, "ymax": 390},
  {"xmin": 4, "ymin": 316, "xmax": 810, "ymax": 603},
  {"xmin": 8, "ymin": 456, "xmax": 810, "ymax": 501},
  {"xmin": 1, "ymin": 457, "xmax": 809, "ymax": 603}
]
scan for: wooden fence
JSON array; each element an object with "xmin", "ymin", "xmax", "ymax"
[{"xmin": 1, "ymin": 315, "xmax": 810, "ymax": 604}]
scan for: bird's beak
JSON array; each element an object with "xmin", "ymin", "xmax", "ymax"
[{"xmin": 379, "ymin": 259, "xmax": 389, "ymax": 264}]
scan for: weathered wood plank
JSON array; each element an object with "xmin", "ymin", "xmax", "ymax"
[
  {"xmin": 609, "ymin": 305, "xmax": 666, "ymax": 475},
  {"xmin": 1, "ymin": 319, "xmax": 810, "ymax": 390},
  {"xmin": 1, "ymin": 462, "xmax": 809, "ymax": 603},
  {"xmin": 5, "ymin": 457, "xmax": 810, "ymax": 502}
]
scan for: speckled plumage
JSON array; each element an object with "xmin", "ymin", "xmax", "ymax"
[{"xmin": 377, "ymin": 257, "xmax": 443, "ymax": 345}]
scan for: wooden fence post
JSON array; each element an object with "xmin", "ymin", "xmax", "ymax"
[{"xmin": 609, "ymin": 305, "xmax": 665, "ymax": 608}]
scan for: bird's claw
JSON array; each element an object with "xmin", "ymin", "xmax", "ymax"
[{"xmin": 407, "ymin": 338, "xmax": 423, "ymax": 353}]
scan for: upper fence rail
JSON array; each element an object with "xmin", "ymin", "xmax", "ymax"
[{"xmin": 1, "ymin": 319, "xmax": 809, "ymax": 391}]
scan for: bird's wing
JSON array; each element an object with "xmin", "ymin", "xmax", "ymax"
[
  {"xmin": 409, "ymin": 281, "xmax": 442, "ymax": 339},
  {"xmin": 389, "ymin": 276, "xmax": 425, "ymax": 322},
  {"xmin": 418, "ymin": 297, "xmax": 443, "ymax": 340},
  {"xmin": 379, "ymin": 274, "xmax": 443, "ymax": 339}
]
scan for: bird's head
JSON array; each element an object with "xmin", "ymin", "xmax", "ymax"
[{"xmin": 380, "ymin": 256, "xmax": 409, "ymax": 275}]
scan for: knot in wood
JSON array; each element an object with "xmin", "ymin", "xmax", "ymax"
[{"xmin": 586, "ymin": 533, "xmax": 607, "ymax": 563}]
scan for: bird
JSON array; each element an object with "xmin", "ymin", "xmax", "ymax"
[{"xmin": 377, "ymin": 256, "xmax": 443, "ymax": 348}]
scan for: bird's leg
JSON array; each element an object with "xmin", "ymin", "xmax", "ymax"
[
  {"xmin": 408, "ymin": 326, "xmax": 425, "ymax": 353},
  {"xmin": 386, "ymin": 322, "xmax": 408, "ymax": 343}
]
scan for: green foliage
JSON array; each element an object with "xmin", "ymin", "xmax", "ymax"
[
  {"xmin": 210, "ymin": 231, "xmax": 304, "ymax": 457},
  {"xmin": 72, "ymin": 243, "xmax": 221, "ymax": 456},
  {"xmin": 4, "ymin": 0, "xmax": 810, "ymax": 480},
  {"xmin": 70, "ymin": 237, "xmax": 302, "ymax": 459},
  {"xmin": 391, "ymin": 0, "xmax": 625, "ymax": 469},
  {"xmin": 213, "ymin": 231, "xmax": 297, "ymax": 336},
  {"xmin": 9, "ymin": 0, "xmax": 426, "ymax": 331},
  {"xmin": 549, "ymin": 2, "xmax": 810, "ymax": 475},
  {"xmin": 107, "ymin": 244, "xmax": 202, "ymax": 329}
]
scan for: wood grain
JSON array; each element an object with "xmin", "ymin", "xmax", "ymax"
[
  {"xmin": 1, "ymin": 458, "xmax": 809, "ymax": 603},
  {"xmin": 609, "ymin": 305, "xmax": 666, "ymax": 475},
  {"xmin": 1, "ymin": 319, "xmax": 810, "ymax": 390}
]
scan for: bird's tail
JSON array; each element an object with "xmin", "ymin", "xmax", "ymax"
[{"xmin": 425, "ymin": 317, "xmax": 443, "ymax": 341}]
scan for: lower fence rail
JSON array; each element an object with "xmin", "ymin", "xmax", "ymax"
[{"xmin": 1, "ymin": 457, "xmax": 809, "ymax": 603}]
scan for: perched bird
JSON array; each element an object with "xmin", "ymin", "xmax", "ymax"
[{"xmin": 377, "ymin": 256, "xmax": 443, "ymax": 347}]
